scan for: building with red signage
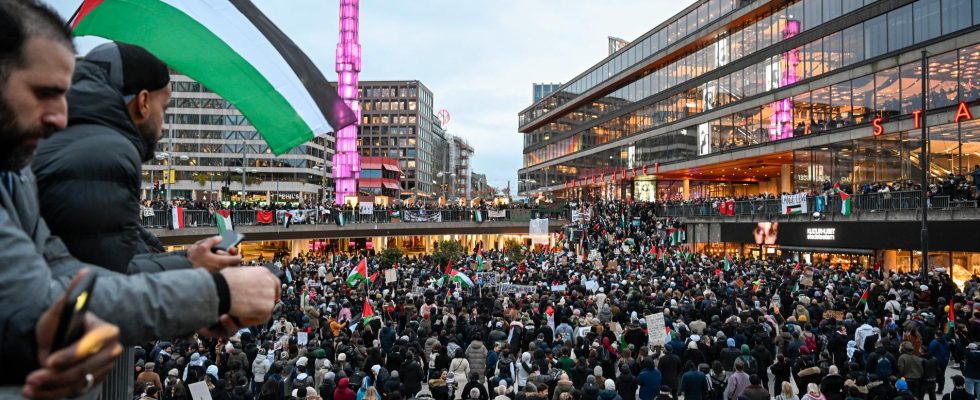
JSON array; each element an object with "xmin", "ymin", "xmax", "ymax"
[
  {"xmin": 358, "ymin": 157, "xmax": 402, "ymax": 200},
  {"xmin": 519, "ymin": 0, "xmax": 980, "ymax": 202},
  {"xmin": 518, "ymin": 0, "xmax": 980, "ymax": 278}
]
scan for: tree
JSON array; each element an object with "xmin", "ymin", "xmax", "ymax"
[
  {"xmin": 379, "ymin": 247, "xmax": 403, "ymax": 269},
  {"xmin": 432, "ymin": 240, "xmax": 465, "ymax": 267},
  {"xmin": 503, "ymin": 238, "xmax": 525, "ymax": 261}
]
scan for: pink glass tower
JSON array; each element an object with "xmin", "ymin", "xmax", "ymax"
[
  {"xmin": 333, "ymin": 0, "xmax": 361, "ymax": 204},
  {"xmin": 768, "ymin": 19, "xmax": 800, "ymax": 141}
]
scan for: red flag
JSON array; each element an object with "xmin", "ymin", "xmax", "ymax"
[
  {"xmin": 256, "ymin": 210, "xmax": 274, "ymax": 224},
  {"xmin": 362, "ymin": 298, "xmax": 375, "ymax": 322},
  {"xmin": 369, "ymin": 271, "xmax": 379, "ymax": 283}
]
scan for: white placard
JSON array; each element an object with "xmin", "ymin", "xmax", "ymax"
[
  {"xmin": 297, "ymin": 332, "xmax": 308, "ymax": 346},
  {"xmin": 584, "ymin": 280, "xmax": 600, "ymax": 293},
  {"xmin": 529, "ymin": 218, "xmax": 550, "ymax": 245},
  {"xmin": 189, "ymin": 381, "xmax": 213, "ymax": 400},
  {"xmin": 359, "ymin": 202, "xmax": 375, "ymax": 215},
  {"xmin": 781, "ymin": 193, "xmax": 808, "ymax": 215},
  {"xmin": 646, "ymin": 313, "xmax": 666, "ymax": 346},
  {"xmin": 385, "ymin": 269, "xmax": 397, "ymax": 284}
]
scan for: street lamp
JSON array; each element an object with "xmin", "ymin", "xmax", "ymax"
[
  {"xmin": 234, "ymin": 167, "xmax": 258, "ymax": 202},
  {"xmin": 314, "ymin": 164, "xmax": 327, "ymax": 205},
  {"xmin": 436, "ymin": 171, "xmax": 456, "ymax": 201},
  {"xmin": 155, "ymin": 152, "xmax": 189, "ymax": 203}
]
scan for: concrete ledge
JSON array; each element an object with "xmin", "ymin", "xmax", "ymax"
[{"xmin": 150, "ymin": 221, "xmax": 561, "ymax": 246}]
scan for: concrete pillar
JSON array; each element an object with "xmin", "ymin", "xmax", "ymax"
[
  {"xmin": 883, "ymin": 250, "xmax": 898, "ymax": 273},
  {"xmin": 682, "ymin": 179, "xmax": 691, "ymax": 200},
  {"xmin": 780, "ymin": 164, "xmax": 792, "ymax": 193}
]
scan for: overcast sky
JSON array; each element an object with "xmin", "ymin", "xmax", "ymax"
[{"xmin": 49, "ymin": 0, "xmax": 686, "ymax": 189}]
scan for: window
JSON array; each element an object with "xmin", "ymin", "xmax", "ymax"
[
  {"xmin": 913, "ymin": 0, "xmax": 941, "ymax": 43},
  {"xmin": 824, "ymin": 31, "xmax": 843, "ymax": 72},
  {"xmin": 841, "ymin": 24, "xmax": 864, "ymax": 66},
  {"xmin": 900, "ymin": 62, "xmax": 923, "ymax": 114},
  {"xmin": 959, "ymin": 44, "xmax": 980, "ymax": 102},
  {"xmin": 875, "ymin": 67, "xmax": 902, "ymax": 117},
  {"xmin": 842, "ymin": 0, "xmax": 862, "ymax": 14},
  {"xmin": 805, "ymin": 0, "xmax": 823, "ymax": 30},
  {"xmin": 793, "ymin": 92, "xmax": 812, "ymax": 135},
  {"xmin": 863, "ymin": 14, "xmax": 887, "ymax": 59},
  {"xmin": 824, "ymin": 0, "xmax": 842, "ymax": 20},
  {"xmin": 942, "ymin": 0, "xmax": 972, "ymax": 34},
  {"xmin": 928, "ymin": 50, "xmax": 959, "ymax": 109},
  {"xmin": 888, "ymin": 5, "xmax": 913, "ymax": 52},
  {"xmin": 851, "ymin": 75, "xmax": 875, "ymax": 124},
  {"xmin": 831, "ymin": 82, "xmax": 853, "ymax": 128}
]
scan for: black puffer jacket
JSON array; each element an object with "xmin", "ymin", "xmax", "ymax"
[{"xmin": 32, "ymin": 61, "xmax": 190, "ymax": 273}]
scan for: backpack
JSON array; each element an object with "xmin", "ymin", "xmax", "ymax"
[
  {"xmin": 875, "ymin": 355, "xmax": 893, "ymax": 378},
  {"xmin": 497, "ymin": 359, "xmax": 513, "ymax": 378},
  {"xmin": 598, "ymin": 346, "xmax": 612, "ymax": 363},
  {"xmin": 739, "ymin": 355, "xmax": 758, "ymax": 375}
]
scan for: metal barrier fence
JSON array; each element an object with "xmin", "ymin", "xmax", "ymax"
[
  {"xmin": 141, "ymin": 208, "xmax": 569, "ymax": 229},
  {"xmin": 656, "ymin": 191, "xmax": 977, "ymax": 218}
]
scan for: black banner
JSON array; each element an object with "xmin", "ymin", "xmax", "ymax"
[
  {"xmin": 719, "ymin": 221, "xmax": 977, "ymax": 252},
  {"xmin": 402, "ymin": 210, "xmax": 442, "ymax": 222}
]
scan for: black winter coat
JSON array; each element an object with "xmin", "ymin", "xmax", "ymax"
[{"xmin": 32, "ymin": 61, "xmax": 191, "ymax": 273}]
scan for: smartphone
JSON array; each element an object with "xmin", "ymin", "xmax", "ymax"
[
  {"xmin": 212, "ymin": 230, "xmax": 244, "ymax": 253},
  {"xmin": 52, "ymin": 273, "xmax": 97, "ymax": 351}
]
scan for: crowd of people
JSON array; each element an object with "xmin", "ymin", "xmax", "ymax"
[
  {"xmin": 132, "ymin": 200, "xmax": 980, "ymax": 400},
  {"xmin": 6, "ymin": 2, "xmax": 980, "ymax": 400}
]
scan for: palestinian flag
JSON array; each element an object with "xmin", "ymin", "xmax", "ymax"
[
  {"xmin": 658, "ymin": 247, "xmax": 668, "ymax": 263},
  {"xmin": 840, "ymin": 190, "xmax": 852, "ymax": 216},
  {"xmin": 946, "ymin": 298, "xmax": 955, "ymax": 333},
  {"xmin": 449, "ymin": 269, "xmax": 474, "ymax": 288},
  {"xmin": 476, "ymin": 248, "xmax": 484, "ymax": 271},
  {"xmin": 362, "ymin": 298, "xmax": 375, "ymax": 323},
  {"xmin": 648, "ymin": 244, "xmax": 657, "ymax": 257},
  {"xmin": 282, "ymin": 211, "xmax": 293, "ymax": 228},
  {"xmin": 346, "ymin": 258, "xmax": 368, "ymax": 287},
  {"xmin": 473, "ymin": 210, "xmax": 483, "ymax": 223},
  {"xmin": 171, "ymin": 206, "xmax": 184, "ymax": 230},
  {"xmin": 668, "ymin": 228, "xmax": 681, "ymax": 246},
  {"xmin": 69, "ymin": 0, "xmax": 356, "ymax": 154},
  {"xmin": 858, "ymin": 288, "xmax": 869, "ymax": 311},
  {"xmin": 369, "ymin": 271, "xmax": 379, "ymax": 283},
  {"xmin": 212, "ymin": 208, "xmax": 233, "ymax": 233}
]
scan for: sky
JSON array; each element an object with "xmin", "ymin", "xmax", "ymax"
[{"xmin": 49, "ymin": 0, "xmax": 686, "ymax": 190}]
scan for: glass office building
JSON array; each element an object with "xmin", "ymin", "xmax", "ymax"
[
  {"xmin": 146, "ymin": 73, "xmax": 329, "ymax": 204},
  {"xmin": 518, "ymin": 0, "xmax": 980, "ymax": 201}
]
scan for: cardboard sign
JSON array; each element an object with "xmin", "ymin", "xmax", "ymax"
[
  {"xmin": 188, "ymin": 381, "xmax": 213, "ymax": 400},
  {"xmin": 385, "ymin": 269, "xmax": 397, "ymax": 284},
  {"xmin": 800, "ymin": 277, "xmax": 814, "ymax": 287},
  {"xmin": 823, "ymin": 310, "xmax": 845, "ymax": 321},
  {"xmin": 607, "ymin": 260, "xmax": 619, "ymax": 270},
  {"xmin": 324, "ymin": 272, "xmax": 336, "ymax": 283},
  {"xmin": 646, "ymin": 313, "xmax": 666, "ymax": 346},
  {"xmin": 593, "ymin": 260, "xmax": 603, "ymax": 269}
]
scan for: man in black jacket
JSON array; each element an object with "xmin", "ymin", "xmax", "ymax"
[{"xmin": 33, "ymin": 41, "xmax": 240, "ymax": 274}]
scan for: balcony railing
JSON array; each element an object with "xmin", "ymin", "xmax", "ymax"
[
  {"xmin": 656, "ymin": 191, "xmax": 977, "ymax": 218},
  {"xmin": 141, "ymin": 208, "xmax": 570, "ymax": 230}
]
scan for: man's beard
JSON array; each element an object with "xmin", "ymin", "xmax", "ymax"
[
  {"xmin": 0, "ymin": 97, "xmax": 56, "ymax": 171},
  {"xmin": 136, "ymin": 118, "xmax": 162, "ymax": 163}
]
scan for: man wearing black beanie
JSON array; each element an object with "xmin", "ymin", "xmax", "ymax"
[{"xmin": 28, "ymin": 40, "xmax": 286, "ymax": 398}]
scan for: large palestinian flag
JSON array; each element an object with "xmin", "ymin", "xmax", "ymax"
[{"xmin": 69, "ymin": 0, "xmax": 356, "ymax": 154}]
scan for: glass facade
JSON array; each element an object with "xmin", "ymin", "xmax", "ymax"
[
  {"xmin": 357, "ymin": 81, "xmax": 437, "ymax": 198},
  {"xmin": 520, "ymin": 0, "xmax": 980, "ymax": 196},
  {"xmin": 147, "ymin": 74, "xmax": 327, "ymax": 204}
]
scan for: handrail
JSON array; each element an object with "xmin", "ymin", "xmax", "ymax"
[
  {"xmin": 655, "ymin": 191, "xmax": 977, "ymax": 218},
  {"xmin": 141, "ymin": 208, "xmax": 570, "ymax": 229}
]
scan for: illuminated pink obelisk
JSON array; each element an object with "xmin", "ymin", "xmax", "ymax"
[{"xmin": 333, "ymin": 0, "xmax": 361, "ymax": 204}]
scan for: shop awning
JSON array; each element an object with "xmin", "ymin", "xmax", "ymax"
[
  {"xmin": 383, "ymin": 162, "xmax": 402, "ymax": 173},
  {"xmin": 361, "ymin": 162, "xmax": 382, "ymax": 170},
  {"xmin": 779, "ymin": 246, "xmax": 875, "ymax": 255},
  {"xmin": 382, "ymin": 181, "xmax": 401, "ymax": 190}
]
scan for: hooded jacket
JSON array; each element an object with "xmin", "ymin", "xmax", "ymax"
[
  {"xmin": 334, "ymin": 377, "xmax": 356, "ymax": 400},
  {"xmin": 32, "ymin": 60, "xmax": 192, "ymax": 273},
  {"xmin": 465, "ymin": 340, "xmax": 489, "ymax": 378}
]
